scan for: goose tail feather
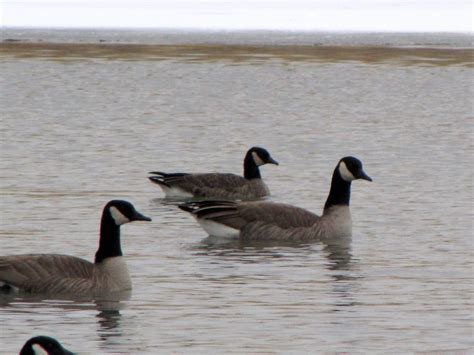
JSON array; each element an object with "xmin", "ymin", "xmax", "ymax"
[
  {"xmin": 148, "ymin": 176, "xmax": 169, "ymax": 187},
  {"xmin": 178, "ymin": 200, "xmax": 238, "ymax": 219},
  {"xmin": 148, "ymin": 171, "xmax": 190, "ymax": 187}
]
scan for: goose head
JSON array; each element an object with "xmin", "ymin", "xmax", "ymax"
[
  {"xmin": 337, "ymin": 156, "xmax": 372, "ymax": 182},
  {"xmin": 248, "ymin": 147, "xmax": 279, "ymax": 167},
  {"xmin": 104, "ymin": 200, "xmax": 152, "ymax": 226},
  {"xmin": 96, "ymin": 200, "xmax": 151, "ymax": 264},
  {"xmin": 20, "ymin": 336, "xmax": 74, "ymax": 355}
]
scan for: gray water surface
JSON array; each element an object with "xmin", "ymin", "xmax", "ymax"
[{"xmin": 0, "ymin": 32, "xmax": 473, "ymax": 353}]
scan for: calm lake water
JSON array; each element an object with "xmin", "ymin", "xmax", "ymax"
[{"xmin": 0, "ymin": 30, "xmax": 473, "ymax": 353}]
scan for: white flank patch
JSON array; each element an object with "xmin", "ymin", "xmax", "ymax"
[
  {"xmin": 197, "ymin": 219, "xmax": 240, "ymax": 238},
  {"xmin": 338, "ymin": 161, "xmax": 356, "ymax": 182},
  {"xmin": 161, "ymin": 186, "xmax": 194, "ymax": 198},
  {"xmin": 109, "ymin": 206, "xmax": 130, "ymax": 225},
  {"xmin": 32, "ymin": 344, "xmax": 49, "ymax": 355},
  {"xmin": 252, "ymin": 151, "xmax": 265, "ymax": 166}
]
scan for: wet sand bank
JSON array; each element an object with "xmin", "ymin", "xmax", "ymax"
[{"xmin": 1, "ymin": 41, "xmax": 472, "ymax": 66}]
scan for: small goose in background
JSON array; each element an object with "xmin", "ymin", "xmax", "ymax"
[
  {"xmin": 0, "ymin": 200, "xmax": 151, "ymax": 295},
  {"xmin": 179, "ymin": 156, "xmax": 372, "ymax": 241},
  {"xmin": 20, "ymin": 336, "xmax": 73, "ymax": 355},
  {"xmin": 148, "ymin": 146, "xmax": 279, "ymax": 200}
]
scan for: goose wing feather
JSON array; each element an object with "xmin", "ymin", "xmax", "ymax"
[
  {"xmin": 183, "ymin": 201, "xmax": 320, "ymax": 229},
  {"xmin": 238, "ymin": 202, "xmax": 320, "ymax": 228},
  {"xmin": 0, "ymin": 254, "xmax": 95, "ymax": 293},
  {"xmin": 177, "ymin": 173, "xmax": 247, "ymax": 188},
  {"xmin": 240, "ymin": 221, "xmax": 323, "ymax": 242},
  {"xmin": 148, "ymin": 172, "xmax": 188, "ymax": 187},
  {"xmin": 173, "ymin": 173, "xmax": 263, "ymax": 198}
]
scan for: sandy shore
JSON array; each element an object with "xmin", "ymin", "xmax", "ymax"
[{"xmin": 1, "ymin": 41, "xmax": 472, "ymax": 66}]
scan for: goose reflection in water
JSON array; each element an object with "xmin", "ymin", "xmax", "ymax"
[
  {"xmin": 195, "ymin": 233, "xmax": 353, "ymax": 267},
  {"xmin": 0, "ymin": 290, "xmax": 130, "ymax": 347},
  {"xmin": 194, "ymin": 234, "xmax": 358, "ymax": 310}
]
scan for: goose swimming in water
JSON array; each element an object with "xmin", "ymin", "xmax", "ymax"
[
  {"xmin": 148, "ymin": 146, "xmax": 278, "ymax": 200},
  {"xmin": 20, "ymin": 336, "xmax": 73, "ymax": 355},
  {"xmin": 0, "ymin": 200, "xmax": 151, "ymax": 295},
  {"xmin": 178, "ymin": 156, "xmax": 372, "ymax": 241}
]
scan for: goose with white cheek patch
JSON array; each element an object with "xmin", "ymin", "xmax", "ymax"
[
  {"xmin": 148, "ymin": 146, "xmax": 279, "ymax": 200},
  {"xmin": 178, "ymin": 157, "xmax": 372, "ymax": 241},
  {"xmin": 0, "ymin": 200, "xmax": 151, "ymax": 295},
  {"xmin": 20, "ymin": 336, "xmax": 73, "ymax": 355}
]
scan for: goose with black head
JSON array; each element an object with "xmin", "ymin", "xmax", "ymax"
[
  {"xmin": 0, "ymin": 200, "xmax": 151, "ymax": 295},
  {"xmin": 148, "ymin": 146, "xmax": 278, "ymax": 200},
  {"xmin": 178, "ymin": 157, "xmax": 372, "ymax": 241},
  {"xmin": 20, "ymin": 336, "xmax": 73, "ymax": 355}
]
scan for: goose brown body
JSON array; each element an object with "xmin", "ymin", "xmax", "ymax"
[
  {"xmin": 149, "ymin": 147, "xmax": 278, "ymax": 200},
  {"xmin": 179, "ymin": 157, "xmax": 371, "ymax": 241},
  {"xmin": 0, "ymin": 254, "xmax": 94, "ymax": 294},
  {"xmin": 151, "ymin": 173, "xmax": 271, "ymax": 200},
  {"xmin": 0, "ymin": 200, "xmax": 151, "ymax": 295}
]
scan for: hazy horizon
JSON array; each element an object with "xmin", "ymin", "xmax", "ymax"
[{"xmin": 1, "ymin": 0, "xmax": 472, "ymax": 32}]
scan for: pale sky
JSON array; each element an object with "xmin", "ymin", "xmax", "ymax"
[{"xmin": 1, "ymin": 0, "xmax": 472, "ymax": 32}]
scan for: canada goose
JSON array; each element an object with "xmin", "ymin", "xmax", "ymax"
[
  {"xmin": 148, "ymin": 146, "xmax": 278, "ymax": 200},
  {"xmin": 0, "ymin": 200, "xmax": 151, "ymax": 295},
  {"xmin": 20, "ymin": 336, "xmax": 73, "ymax": 355},
  {"xmin": 178, "ymin": 156, "xmax": 372, "ymax": 241}
]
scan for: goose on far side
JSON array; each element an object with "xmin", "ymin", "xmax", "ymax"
[
  {"xmin": 20, "ymin": 336, "xmax": 73, "ymax": 355},
  {"xmin": 178, "ymin": 156, "xmax": 372, "ymax": 241},
  {"xmin": 148, "ymin": 146, "xmax": 278, "ymax": 200},
  {"xmin": 0, "ymin": 200, "xmax": 151, "ymax": 295}
]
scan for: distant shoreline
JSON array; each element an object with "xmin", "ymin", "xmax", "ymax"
[
  {"xmin": 1, "ymin": 41, "xmax": 472, "ymax": 67},
  {"xmin": 2, "ymin": 28, "xmax": 472, "ymax": 66}
]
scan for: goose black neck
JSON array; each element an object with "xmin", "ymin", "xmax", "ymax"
[
  {"xmin": 95, "ymin": 213, "xmax": 122, "ymax": 263},
  {"xmin": 324, "ymin": 167, "xmax": 352, "ymax": 210},
  {"xmin": 243, "ymin": 151, "xmax": 261, "ymax": 179}
]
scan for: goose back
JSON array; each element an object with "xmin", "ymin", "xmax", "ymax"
[
  {"xmin": 150, "ymin": 172, "xmax": 270, "ymax": 199},
  {"xmin": 233, "ymin": 201, "xmax": 320, "ymax": 228}
]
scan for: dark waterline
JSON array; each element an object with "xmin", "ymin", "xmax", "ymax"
[{"xmin": 2, "ymin": 27, "xmax": 473, "ymax": 48}]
